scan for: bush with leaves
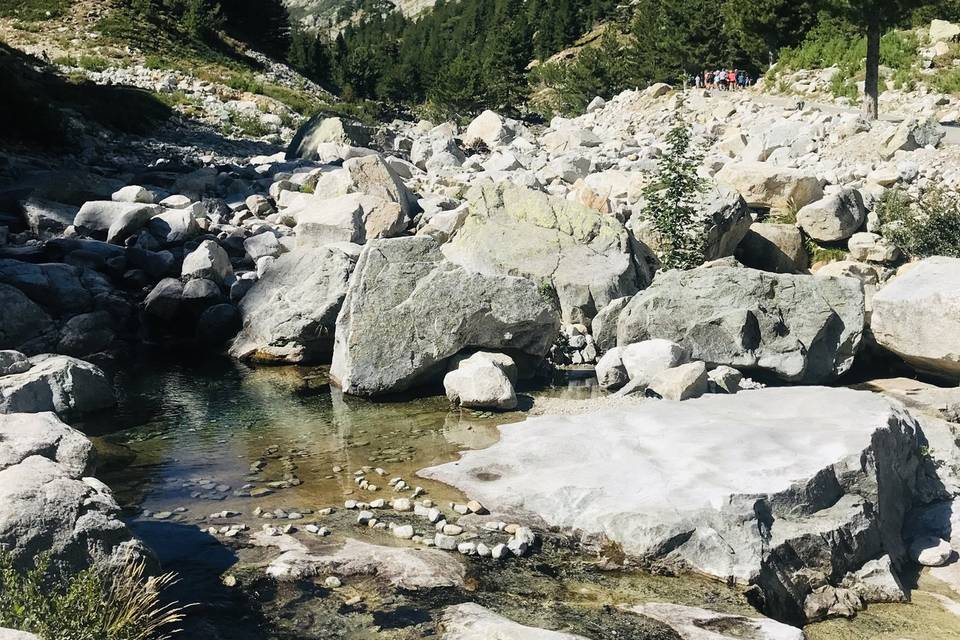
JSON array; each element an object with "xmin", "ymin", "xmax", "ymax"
[
  {"xmin": 639, "ymin": 117, "xmax": 708, "ymax": 270},
  {"xmin": 0, "ymin": 551, "xmax": 188, "ymax": 640},
  {"xmin": 878, "ymin": 188, "xmax": 960, "ymax": 259}
]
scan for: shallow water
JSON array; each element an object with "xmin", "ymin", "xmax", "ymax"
[{"xmin": 81, "ymin": 357, "xmax": 960, "ymax": 639}]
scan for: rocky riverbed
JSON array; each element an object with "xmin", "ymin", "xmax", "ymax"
[{"xmin": 4, "ymin": 41, "xmax": 960, "ymax": 637}]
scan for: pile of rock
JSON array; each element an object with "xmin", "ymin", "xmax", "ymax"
[{"xmin": 0, "ymin": 412, "xmax": 148, "ymax": 573}]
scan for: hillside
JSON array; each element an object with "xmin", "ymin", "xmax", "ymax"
[{"xmin": 285, "ymin": 0, "xmax": 436, "ymax": 32}]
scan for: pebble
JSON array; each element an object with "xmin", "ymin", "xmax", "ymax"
[
  {"xmin": 318, "ymin": 508, "xmax": 333, "ymax": 516},
  {"xmin": 452, "ymin": 503, "xmax": 470, "ymax": 515},
  {"xmin": 288, "ymin": 512, "xmax": 303, "ymax": 520},
  {"xmin": 392, "ymin": 498, "xmax": 412, "ymax": 512},
  {"xmin": 434, "ymin": 533, "xmax": 459, "ymax": 550},
  {"xmin": 332, "ymin": 466, "xmax": 343, "ymax": 473},
  {"xmin": 442, "ymin": 524, "xmax": 464, "ymax": 536},
  {"xmin": 153, "ymin": 511, "xmax": 173, "ymax": 520},
  {"xmin": 483, "ymin": 521, "xmax": 505, "ymax": 531},
  {"xmin": 466, "ymin": 500, "xmax": 487, "ymax": 514},
  {"xmin": 344, "ymin": 500, "xmax": 358, "ymax": 510},
  {"xmin": 457, "ymin": 541, "xmax": 477, "ymax": 555},
  {"xmin": 491, "ymin": 543, "xmax": 509, "ymax": 560},
  {"xmin": 426, "ymin": 507, "xmax": 443, "ymax": 523},
  {"xmin": 476, "ymin": 543, "xmax": 491, "ymax": 557},
  {"xmin": 393, "ymin": 524, "xmax": 415, "ymax": 539},
  {"xmin": 370, "ymin": 499, "xmax": 386, "ymax": 509},
  {"xmin": 357, "ymin": 510, "xmax": 375, "ymax": 525},
  {"xmin": 324, "ymin": 576, "xmax": 342, "ymax": 588}
]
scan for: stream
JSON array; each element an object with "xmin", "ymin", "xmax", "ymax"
[{"xmin": 77, "ymin": 356, "xmax": 960, "ymax": 639}]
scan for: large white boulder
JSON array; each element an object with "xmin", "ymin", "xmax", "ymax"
[
  {"xmin": 0, "ymin": 413, "xmax": 147, "ymax": 573},
  {"xmin": 463, "ymin": 110, "xmax": 515, "ymax": 148},
  {"xmin": 422, "ymin": 387, "xmax": 934, "ymax": 624},
  {"xmin": 871, "ymin": 257, "xmax": 960, "ymax": 378},
  {"xmin": 73, "ymin": 201, "xmax": 161, "ymax": 244},
  {"xmin": 619, "ymin": 339, "xmax": 689, "ymax": 387},
  {"xmin": 444, "ymin": 352, "xmax": 518, "ymax": 411}
]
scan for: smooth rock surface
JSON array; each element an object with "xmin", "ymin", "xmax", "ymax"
[
  {"xmin": 422, "ymin": 387, "xmax": 934, "ymax": 624},
  {"xmin": 230, "ymin": 245, "xmax": 357, "ymax": 363},
  {"xmin": 871, "ymin": 257, "xmax": 960, "ymax": 378},
  {"xmin": 624, "ymin": 603, "xmax": 805, "ymax": 640},
  {"xmin": 616, "ymin": 265, "xmax": 864, "ymax": 384},
  {"xmin": 267, "ymin": 538, "xmax": 464, "ymax": 590},
  {"xmin": 439, "ymin": 603, "xmax": 589, "ymax": 640},
  {"xmin": 442, "ymin": 181, "xmax": 640, "ymax": 324},
  {"xmin": 0, "ymin": 355, "xmax": 114, "ymax": 416},
  {"xmin": 331, "ymin": 237, "xmax": 558, "ymax": 396}
]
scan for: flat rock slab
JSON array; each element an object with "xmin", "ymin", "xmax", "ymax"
[
  {"xmin": 439, "ymin": 603, "xmax": 589, "ymax": 640},
  {"xmin": 422, "ymin": 386, "xmax": 931, "ymax": 625},
  {"xmin": 624, "ymin": 603, "xmax": 805, "ymax": 640},
  {"xmin": 267, "ymin": 538, "xmax": 464, "ymax": 590}
]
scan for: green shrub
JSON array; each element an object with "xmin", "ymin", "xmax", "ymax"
[
  {"xmin": 878, "ymin": 188, "xmax": 960, "ymax": 259},
  {"xmin": 932, "ymin": 67, "xmax": 960, "ymax": 94},
  {"xmin": 78, "ymin": 55, "xmax": 111, "ymax": 72},
  {"xmin": 639, "ymin": 116, "xmax": 707, "ymax": 271},
  {"xmin": 0, "ymin": 551, "xmax": 188, "ymax": 640},
  {"xmin": 0, "ymin": 0, "xmax": 69, "ymax": 20},
  {"xmin": 228, "ymin": 112, "xmax": 271, "ymax": 138}
]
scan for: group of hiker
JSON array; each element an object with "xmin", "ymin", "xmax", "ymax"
[{"xmin": 694, "ymin": 69, "xmax": 753, "ymax": 91}]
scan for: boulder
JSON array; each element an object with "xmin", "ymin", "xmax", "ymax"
[
  {"xmin": 871, "ymin": 257, "xmax": 960, "ymax": 378},
  {"xmin": 0, "ymin": 355, "xmax": 114, "ymax": 416},
  {"xmin": 623, "ymin": 603, "xmax": 804, "ymax": 640},
  {"xmin": 0, "ymin": 629, "xmax": 40, "ymax": 640},
  {"xmin": 439, "ymin": 603, "xmax": 589, "ymax": 640},
  {"xmin": 442, "ymin": 181, "xmax": 640, "ymax": 324},
  {"xmin": 619, "ymin": 339, "xmax": 689, "ymax": 388},
  {"xmin": 796, "ymin": 188, "xmax": 866, "ymax": 243},
  {"xmin": 715, "ymin": 162, "xmax": 822, "ymax": 213},
  {"xmin": 295, "ymin": 195, "xmax": 365, "ymax": 248},
  {"xmin": 591, "ymin": 296, "xmax": 631, "ymax": 352},
  {"xmin": 56, "ymin": 311, "xmax": 114, "ymax": 357},
  {"xmin": 0, "ymin": 412, "xmax": 92, "ymax": 476},
  {"xmin": 847, "ymin": 232, "xmax": 899, "ymax": 264},
  {"xmin": 111, "ymin": 185, "xmax": 154, "ymax": 204},
  {"xmin": 707, "ymin": 365, "xmax": 743, "ymax": 394},
  {"xmin": 243, "ymin": 231, "xmax": 283, "ymax": 261},
  {"xmin": 286, "ymin": 116, "xmax": 372, "ymax": 160},
  {"xmin": 631, "ymin": 182, "xmax": 752, "ymax": 263},
  {"xmin": 147, "ymin": 208, "xmax": 199, "ymax": 245},
  {"xmin": 230, "ymin": 245, "xmax": 358, "ymax": 363},
  {"xmin": 736, "ymin": 223, "xmax": 808, "ymax": 273},
  {"xmin": 18, "ymin": 197, "xmax": 77, "ymax": 234},
  {"xmin": 74, "ymin": 201, "xmax": 160, "ymax": 244},
  {"xmin": 143, "ymin": 278, "xmax": 183, "ymax": 321},
  {"xmin": 331, "ymin": 237, "xmax": 558, "ymax": 396},
  {"xmin": 616, "ymin": 265, "xmax": 864, "ymax": 383},
  {"xmin": 343, "ymin": 155, "xmax": 417, "ymax": 217},
  {"xmin": 267, "ymin": 538, "xmax": 464, "ymax": 590},
  {"xmin": 181, "ymin": 239, "xmax": 233, "ymax": 286},
  {"xmin": 647, "ymin": 361, "xmax": 708, "ymax": 401},
  {"xmin": 463, "ymin": 110, "xmax": 515, "ymax": 148},
  {"xmin": 595, "ymin": 347, "xmax": 629, "ymax": 391},
  {"xmin": 0, "ymin": 454, "xmax": 145, "ymax": 573},
  {"xmin": 0, "ymin": 351, "xmax": 31, "ymax": 376},
  {"xmin": 196, "ymin": 304, "xmax": 241, "ymax": 345},
  {"xmin": 0, "ymin": 260, "xmax": 94, "ymax": 316},
  {"xmin": 444, "ymin": 356, "xmax": 517, "ymax": 411},
  {"xmin": 421, "ymin": 387, "xmax": 936, "ymax": 625},
  {"xmin": 930, "ymin": 19, "xmax": 960, "ymax": 43},
  {"xmin": 881, "ymin": 117, "xmax": 945, "ymax": 159},
  {"xmin": 0, "ymin": 284, "xmax": 54, "ymax": 351}
]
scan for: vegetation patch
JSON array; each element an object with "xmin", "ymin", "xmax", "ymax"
[
  {"xmin": 0, "ymin": 0, "xmax": 70, "ymax": 20},
  {"xmin": 878, "ymin": 188, "xmax": 960, "ymax": 258},
  {"xmin": 0, "ymin": 551, "xmax": 188, "ymax": 640}
]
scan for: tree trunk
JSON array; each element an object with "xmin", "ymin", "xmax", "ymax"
[{"xmin": 863, "ymin": 13, "xmax": 881, "ymax": 121}]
